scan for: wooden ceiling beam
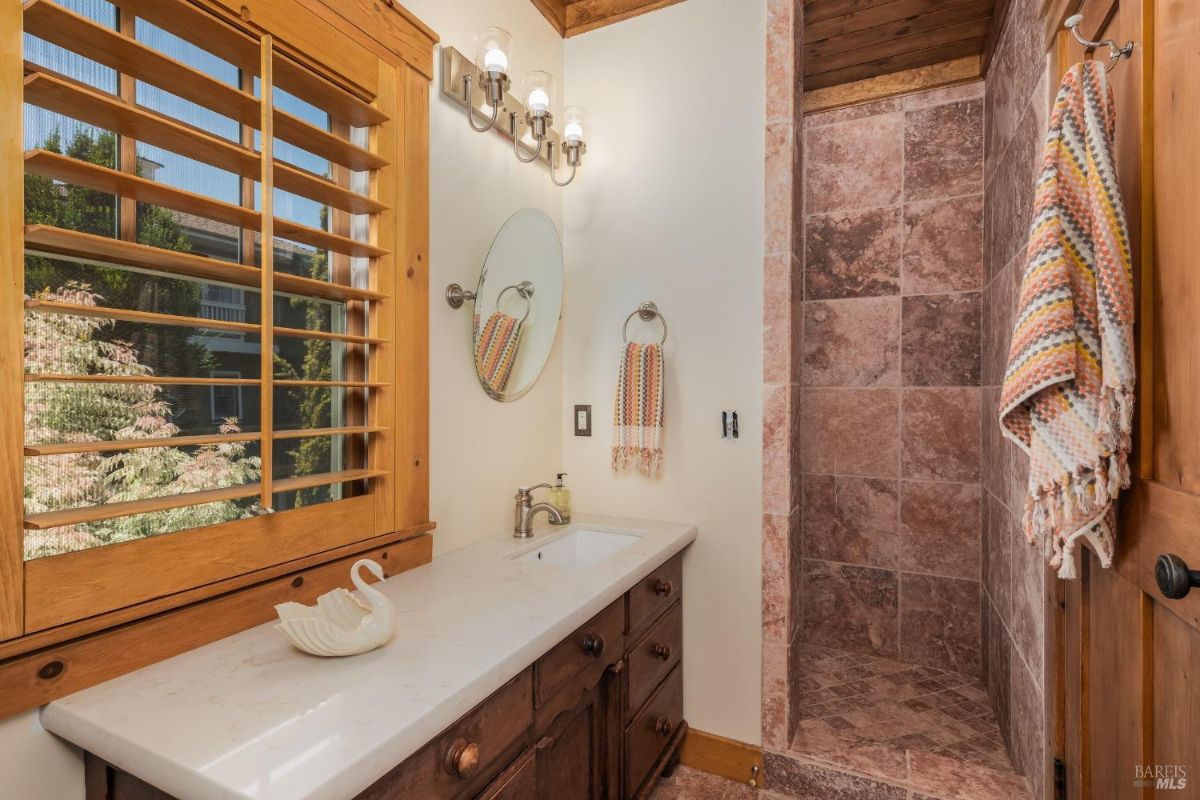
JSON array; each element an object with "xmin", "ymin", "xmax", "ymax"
[
  {"xmin": 804, "ymin": 55, "xmax": 981, "ymax": 113},
  {"xmin": 529, "ymin": 0, "xmax": 685, "ymax": 37}
]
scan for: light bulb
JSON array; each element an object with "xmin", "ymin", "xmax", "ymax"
[
  {"xmin": 483, "ymin": 47, "xmax": 508, "ymax": 73},
  {"xmin": 527, "ymin": 88, "xmax": 550, "ymax": 113},
  {"xmin": 564, "ymin": 121, "xmax": 584, "ymax": 142}
]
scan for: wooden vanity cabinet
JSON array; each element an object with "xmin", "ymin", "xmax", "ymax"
[{"xmin": 84, "ymin": 554, "xmax": 686, "ymax": 800}]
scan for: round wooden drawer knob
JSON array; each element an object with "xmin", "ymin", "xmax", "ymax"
[
  {"xmin": 654, "ymin": 579, "xmax": 674, "ymax": 597},
  {"xmin": 443, "ymin": 738, "xmax": 480, "ymax": 778},
  {"xmin": 654, "ymin": 717, "xmax": 672, "ymax": 737},
  {"xmin": 583, "ymin": 633, "xmax": 606, "ymax": 657},
  {"xmin": 652, "ymin": 643, "xmax": 672, "ymax": 661}
]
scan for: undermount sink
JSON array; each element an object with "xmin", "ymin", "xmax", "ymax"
[{"xmin": 511, "ymin": 528, "xmax": 642, "ymax": 566}]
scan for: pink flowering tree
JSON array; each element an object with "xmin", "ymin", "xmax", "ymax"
[{"xmin": 24, "ymin": 284, "xmax": 261, "ymax": 559}]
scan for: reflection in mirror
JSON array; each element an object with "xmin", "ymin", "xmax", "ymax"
[{"xmin": 470, "ymin": 209, "xmax": 563, "ymax": 402}]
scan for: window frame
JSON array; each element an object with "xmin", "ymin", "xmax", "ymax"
[{"xmin": 0, "ymin": 0, "xmax": 436, "ymax": 719}]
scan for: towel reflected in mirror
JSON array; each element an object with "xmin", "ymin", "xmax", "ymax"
[{"xmin": 474, "ymin": 310, "xmax": 525, "ymax": 396}]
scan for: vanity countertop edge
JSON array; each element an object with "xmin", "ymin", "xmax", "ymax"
[{"xmin": 40, "ymin": 514, "xmax": 697, "ymax": 800}]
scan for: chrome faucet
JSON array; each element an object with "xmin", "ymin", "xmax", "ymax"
[{"xmin": 513, "ymin": 483, "xmax": 564, "ymax": 538}]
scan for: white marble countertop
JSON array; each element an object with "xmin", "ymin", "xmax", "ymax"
[{"xmin": 41, "ymin": 514, "xmax": 696, "ymax": 800}]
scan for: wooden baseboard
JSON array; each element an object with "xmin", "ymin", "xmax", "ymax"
[
  {"xmin": 678, "ymin": 727, "xmax": 764, "ymax": 788},
  {"xmin": 803, "ymin": 55, "xmax": 982, "ymax": 114}
]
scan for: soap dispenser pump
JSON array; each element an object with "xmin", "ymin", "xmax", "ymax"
[{"xmin": 548, "ymin": 473, "xmax": 571, "ymax": 524}]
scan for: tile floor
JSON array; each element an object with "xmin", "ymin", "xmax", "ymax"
[
  {"xmin": 650, "ymin": 644, "xmax": 1033, "ymax": 799},
  {"xmin": 775, "ymin": 644, "xmax": 1033, "ymax": 799}
]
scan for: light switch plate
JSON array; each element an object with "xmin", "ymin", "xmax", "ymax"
[{"xmin": 574, "ymin": 405, "xmax": 592, "ymax": 437}]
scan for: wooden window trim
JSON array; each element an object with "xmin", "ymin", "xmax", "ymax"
[{"xmin": 0, "ymin": 0, "xmax": 438, "ymax": 719}]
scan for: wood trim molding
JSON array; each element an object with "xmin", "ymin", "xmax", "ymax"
[
  {"xmin": 678, "ymin": 728, "xmax": 763, "ymax": 787},
  {"xmin": 529, "ymin": 0, "xmax": 687, "ymax": 38},
  {"xmin": 803, "ymin": 55, "xmax": 982, "ymax": 114},
  {"xmin": 0, "ymin": 533, "xmax": 433, "ymax": 720}
]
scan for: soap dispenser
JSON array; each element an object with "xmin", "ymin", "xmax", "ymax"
[{"xmin": 548, "ymin": 473, "xmax": 571, "ymax": 524}]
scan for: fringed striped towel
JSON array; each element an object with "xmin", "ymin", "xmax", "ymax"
[
  {"xmin": 474, "ymin": 311, "xmax": 523, "ymax": 396},
  {"xmin": 999, "ymin": 61, "xmax": 1135, "ymax": 580},
  {"xmin": 613, "ymin": 342, "xmax": 664, "ymax": 476}
]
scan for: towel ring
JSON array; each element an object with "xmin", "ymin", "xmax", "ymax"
[
  {"xmin": 497, "ymin": 281, "xmax": 534, "ymax": 323},
  {"xmin": 623, "ymin": 301, "xmax": 668, "ymax": 345}
]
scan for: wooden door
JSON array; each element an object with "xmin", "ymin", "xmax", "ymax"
[{"xmin": 1054, "ymin": 0, "xmax": 1200, "ymax": 798}]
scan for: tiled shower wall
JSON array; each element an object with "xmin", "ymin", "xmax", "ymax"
[
  {"xmin": 797, "ymin": 84, "xmax": 986, "ymax": 678},
  {"xmin": 980, "ymin": 0, "xmax": 1052, "ymax": 795}
]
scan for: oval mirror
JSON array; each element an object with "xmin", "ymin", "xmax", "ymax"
[{"xmin": 471, "ymin": 209, "xmax": 564, "ymax": 401}]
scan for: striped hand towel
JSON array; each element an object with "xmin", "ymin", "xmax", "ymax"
[
  {"xmin": 613, "ymin": 342, "xmax": 664, "ymax": 477},
  {"xmin": 474, "ymin": 311, "xmax": 524, "ymax": 396},
  {"xmin": 999, "ymin": 61, "xmax": 1135, "ymax": 580}
]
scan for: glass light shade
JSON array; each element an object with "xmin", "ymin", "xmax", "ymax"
[
  {"xmin": 523, "ymin": 71, "xmax": 555, "ymax": 115},
  {"xmin": 473, "ymin": 27, "xmax": 513, "ymax": 74},
  {"xmin": 562, "ymin": 106, "xmax": 588, "ymax": 143}
]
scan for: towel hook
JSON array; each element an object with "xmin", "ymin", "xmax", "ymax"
[
  {"xmin": 1064, "ymin": 14, "xmax": 1134, "ymax": 72},
  {"xmin": 623, "ymin": 301, "xmax": 668, "ymax": 345}
]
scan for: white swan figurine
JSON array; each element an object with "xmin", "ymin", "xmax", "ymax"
[{"xmin": 274, "ymin": 559, "xmax": 396, "ymax": 657}]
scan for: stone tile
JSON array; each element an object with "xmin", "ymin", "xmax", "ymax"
[
  {"xmin": 763, "ymin": 513, "xmax": 791, "ymax": 643},
  {"xmin": 801, "ymin": 388, "xmax": 900, "ymax": 478},
  {"xmin": 765, "ymin": 121, "xmax": 796, "ymax": 256},
  {"xmin": 908, "ymin": 749, "xmax": 1034, "ymax": 800},
  {"xmin": 902, "ymin": 293, "xmax": 982, "ymax": 387},
  {"xmin": 900, "ymin": 573, "xmax": 983, "ymax": 677},
  {"xmin": 804, "ymin": 475, "xmax": 900, "ymax": 567},
  {"xmin": 763, "ymin": 383, "xmax": 799, "ymax": 515},
  {"xmin": 903, "ymin": 80, "xmax": 985, "ymax": 111},
  {"xmin": 803, "ymin": 560, "xmax": 900, "ymax": 658},
  {"xmin": 983, "ymin": 101, "xmax": 1039, "ymax": 283},
  {"xmin": 900, "ymin": 481, "xmax": 982, "ymax": 580},
  {"xmin": 904, "ymin": 99, "xmax": 984, "ymax": 202},
  {"xmin": 763, "ymin": 253, "xmax": 798, "ymax": 385},
  {"xmin": 805, "ymin": 97, "xmax": 903, "ymax": 129},
  {"xmin": 984, "ymin": 0, "xmax": 1047, "ymax": 174},
  {"xmin": 982, "ymin": 386, "xmax": 1009, "ymax": 503},
  {"xmin": 982, "ymin": 259, "xmax": 1016, "ymax": 387},
  {"xmin": 1009, "ymin": 523, "xmax": 1044, "ymax": 689},
  {"xmin": 986, "ymin": 600, "xmax": 1013, "ymax": 748},
  {"xmin": 764, "ymin": 0, "xmax": 797, "ymax": 125},
  {"xmin": 763, "ymin": 640, "xmax": 789, "ymax": 750},
  {"xmin": 983, "ymin": 492, "xmax": 1014, "ymax": 624},
  {"xmin": 902, "ymin": 196, "xmax": 984, "ymax": 295},
  {"xmin": 805, "ymin": 112, "xmax": 904, "ymax": 214},
  {"xmin": 791, "ymin": 723, "xmax": 909, "ymax": 783},
  {"xmin": 803, "ymin": 298, "xmax": 900, "ymax": 387},
  {"xmin": 1009, "ymin": 647, "xmax": 1045, "ymax": 794},
  {"xmin": 763, "ymin": 752, "xmax": 908, "ymax": 799},
  {"xmin": 649, "ymin": 764, "xmax": 758, "ymax": 800},
  {"xmin": 902, "ymin": 388, "xmax": 982, "ymax": 482},
  {"xmin": 805, "ymin": 207, "xmax": 902, "ymax": 300}
]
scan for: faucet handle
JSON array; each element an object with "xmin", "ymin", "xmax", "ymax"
[{"xmin": 520, "ymin": 483, "xmax": 553, "ymax": 494}]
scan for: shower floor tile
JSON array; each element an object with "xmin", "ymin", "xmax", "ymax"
[{"xmin": 785, "ymin": 644, "xmax": 1033, "ymax": 800}]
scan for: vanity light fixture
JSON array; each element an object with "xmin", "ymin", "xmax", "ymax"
[
  {"xmin": 547, "ymin": 105, "xmax": 587, "ymax": 187},
  {"xmin": 443, "ymin": 34, "xmax": 589, "ymax": 187},
  {"xmin": 463, "ymin": 26, "xmax": 512, "ymax": 133},
  {"xmin": 511, "ymin": 70, "xmax": 555, "ymax": 163}
]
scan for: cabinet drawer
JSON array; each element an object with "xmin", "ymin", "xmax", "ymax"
[
  {"xmin": 624, "ymin": 663, "xmax": 683, "ymax": 797},
  {"xmin": 625, "ymin": 600, "xmax": 682, "ymax": 717},
  {"xmin": 477, "ymin": 748, "xmax": 536, "ymax": 800},
  {"xmin": 535, "ymin": 598, "xmax": 624, "ymax": 707},
  {"xmin": 627, "ymin": 554, "xmax": 682, "ymax": 636},
  {"xmin": 355, "ymin": 669, "xmax": 533, "ymax": 800}
]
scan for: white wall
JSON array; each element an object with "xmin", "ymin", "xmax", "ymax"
[
  {"xmin": 562, "ymin": 0, "xmax": 766, "ymax": 745},
  {"xmin": 0, "ymin": 710, "xmax": 84, "ymax": 798},
  {"xmin": 399, "ymin": 0, "xmax": 567, "ymax": 556}
]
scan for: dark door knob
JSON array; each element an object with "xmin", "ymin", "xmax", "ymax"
[{"xmin": 1155, "ymin": 554, "xmax": 1200, "ymax": 599}]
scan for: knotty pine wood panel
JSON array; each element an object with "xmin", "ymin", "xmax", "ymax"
[{"xmin": 803, "ymin": 0, "xmax": 1000, "ymax": 91}]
